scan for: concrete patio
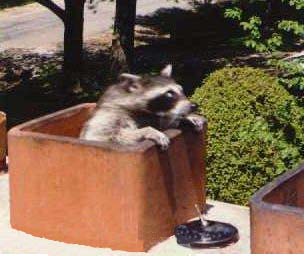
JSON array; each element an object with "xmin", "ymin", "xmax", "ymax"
[{"xmin": 0, "ymin": 173, "xmax": 250, "ymax": 255}]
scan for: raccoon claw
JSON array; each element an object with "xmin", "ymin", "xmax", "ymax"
[
  {"xmin": 186, "ymin": 115, "xmax": 204, "ymax": 132},
  {"xmin": 154, "ymin": 133, "xmax": 170, "ymax": 150},
  {"xmin": 145, "ymin": 130, "xmax": 170, "ymax": 150},
  {"xmin": 158, "ymin": 135, "xmax": 170, "ymax": 150}
]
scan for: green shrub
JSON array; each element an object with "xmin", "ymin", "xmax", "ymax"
[
  {"xmin": 224, "ymin": 0, "xmax": 303, "ymax": 53},
  {"xmin": 191, "ymin": 67, "xmax": 303, "ymax": 205},
  {"xmin": 268, "ymin": 57, "xmax": 304, "ymax": 103}
]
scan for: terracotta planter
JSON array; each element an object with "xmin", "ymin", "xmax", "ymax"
[
  {"xmin": 0, "ymin": 112, "xmax": 6, "ymax": 170},
  {"xmin": 250, "ymin": 164, "xmax": 304, "ymax": 254},
  {"xmin": 8, "ymin": 103, "xmax": 207, "ymax": 252}
]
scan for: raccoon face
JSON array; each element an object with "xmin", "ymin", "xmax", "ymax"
[
  {"xmin": 144, "ymin": 65, "xmax": 197, "ymax": 119},
  {"xmin": 106, "ymin": 65, "xmax": 197, "ymax": 121},
  {"xmin": 146, "ymin": 83, "xmax": 197, "ymax": 118}
]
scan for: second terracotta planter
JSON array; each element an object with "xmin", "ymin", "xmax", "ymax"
[
  {"xmin": 250, "ymin": 164, "xmax": 304, "ymax": 254},
  {"xmin": 0, "ymin": 112, "xmax": 6, "ymax": 170},
  {"xmin": 8, "ymin": 103, "xmax": 207, "ymax": 252}
]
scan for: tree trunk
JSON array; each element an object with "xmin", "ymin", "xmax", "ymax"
[
  {"xmin": 111, "ymin": 0, "xmax": 137, "ymax": 75},
  {"xmin": 63, "ymin": 0, "xmax": 85, "ymax": 93}
]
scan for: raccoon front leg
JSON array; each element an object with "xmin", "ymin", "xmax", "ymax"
[
  {"xmin": 121, "ymin": 127, "xmax": 170, "ymax": 150},
  {"xmin": 183, "ymin": 113, "xmax": 205, "ymax": 132}
]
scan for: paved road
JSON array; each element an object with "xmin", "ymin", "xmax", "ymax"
[{"xmin": 0, "ymin": 0, "xmax": 190, "ymax": 51}]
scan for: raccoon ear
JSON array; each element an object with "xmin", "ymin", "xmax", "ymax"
[
  {"xmin": 119, "ymin": 73, "xmax": 141, "ymax": 93},
  {"xmin": 160, "ymin": 64, "xmax": 172, "ymax": 77},
  {"xmin": 119, "ymin": 73, "xmax": 141, "ymax": 82}
]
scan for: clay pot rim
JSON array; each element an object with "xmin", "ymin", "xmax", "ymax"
[
  {"xmin": 8, "ymin": 103, "xmax": 206, "ymax": 153},
  {"xmin": 250, "ymin": 163, "xmax": 304, "ymax": 216}
]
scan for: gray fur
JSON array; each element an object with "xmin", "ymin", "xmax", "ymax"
[{"xmin": 80, "ymin": 65, "xmax": 204, "ymax": 150}]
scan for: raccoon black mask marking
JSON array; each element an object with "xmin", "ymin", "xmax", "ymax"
[{"xmin": 147, "ymin": 89, "xmax": 179, "ymax": 113}]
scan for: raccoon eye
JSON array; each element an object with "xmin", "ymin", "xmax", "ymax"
[
  {"xmin": 164, "ymin": 90, "xmax": 176, "ymax": 98},
  {"xmin": 148, "ymin": 90, "xmax": 178, "ymax": 112}
]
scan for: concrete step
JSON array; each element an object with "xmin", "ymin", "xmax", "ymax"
[{"xmin": 0, "ymin": 174, "xmax": 250, "ymax": 255}]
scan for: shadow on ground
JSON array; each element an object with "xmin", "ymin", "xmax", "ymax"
[
  {"xmin": 0, "ymin": 43, "xmax": 112, "ymax": 128},
  {"xmin": 134, "ymin": 2, "xmax": 251, "ymax": 95}
]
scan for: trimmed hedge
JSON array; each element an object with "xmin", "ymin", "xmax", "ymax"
[{"xmin": 191, "ymin": 67, "xmax": 303, "ymax": 205}]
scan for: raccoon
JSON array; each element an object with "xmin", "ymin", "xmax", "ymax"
[{"xmin": 79, "ymin": 65, "xmax": 204, "ymax": 150}]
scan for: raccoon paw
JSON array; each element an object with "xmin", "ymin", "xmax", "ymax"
[
  {"xmin": 186, "ymin": 114, "xmax": 204, "ymax": 132},
  {"xmin": 145, "ymin": 129, "xmax": 170, "ymax": 150},
  {"xmin": 158, "ymin": 134, "xmax": 170, "ymax": 150}
]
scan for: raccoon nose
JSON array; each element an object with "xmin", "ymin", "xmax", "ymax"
[{"xmin": 190, "ymin": 103, "xmax": 198, "ymax": 112}]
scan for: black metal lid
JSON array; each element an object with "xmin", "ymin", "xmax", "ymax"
[{"xmin": 175, "ymin": 219, "xmax": 239, "ymax": 248}]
